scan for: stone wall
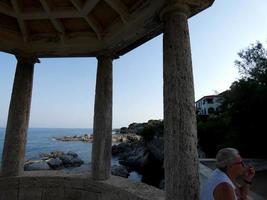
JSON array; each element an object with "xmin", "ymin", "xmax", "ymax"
[{"xmin": 0, "ymin": 171, "xmax": 164, "ymax": 200}]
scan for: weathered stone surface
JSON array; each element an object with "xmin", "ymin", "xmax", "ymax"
[
  {"xmin": 1, "ymin": 56, "xmax": 36, "ymax": 176},
  {"xmin": 0, "ymin": 178, "xmax": 19, "ymax": 200},
  {"xmin": 0, "ymin": 191, "xmax": 18, "ymax": 200},
  {"xmin": 42, "ymin": 187, "xmax": 65, "ymax": 200},
  {"xmin": 64, "ymin": 189, "xmax": 100, "ymax": 200},
  {"xmin": 19, "ymin": 177, "xmax": 43, "ymax": 200},
  {"xmin": 0, "ymin": 172, "xmax": 165, "ymax": 200},
  {"xmin": 163, "ymin": 7, "xmax": 199, "ymax": 200},
  {"xmin": 91, "ymin": 56, "xmax": 113, "ymax": 180}
]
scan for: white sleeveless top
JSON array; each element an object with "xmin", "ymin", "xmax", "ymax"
[{"xmin": 201, "ymin": 169, "xmax": 237, "ymax": 200}]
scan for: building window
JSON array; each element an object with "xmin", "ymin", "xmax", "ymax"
[{"xmin": 207, "ymin": 98, "xmax": 213, "ymax": 104}]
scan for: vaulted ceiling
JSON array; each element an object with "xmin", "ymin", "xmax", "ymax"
[{"xmin": 0, "ymin": 0, "xmax": 214, "ymax": 57}]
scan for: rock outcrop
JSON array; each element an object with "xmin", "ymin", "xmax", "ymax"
[
  {"xmin": 53, "ymin": 134, "xmax": 93, "ymax": 142},
  {"xmin": 112, "ymin": 137, "xmax": 164, "ymax": 188},
  {"xmin": 111, "ymin": 165, "xmax": 129, "ymax": 178},
  {"xmin": 24, "ymin": 150, "xmax": 131, "ymax": 179},
  {"xmin": 24, "ymin": 151, "xmax": 84, "ymax": 171},
  {"xmin": 24, "ymin": 160, "xmax": 51, "ymax": 171},
  {"xmin": 53, "ymin": 133, "xmax": 141, "ymax": 143},
  {"xmin": 112, "ymin": 135, "xmax": 206, "ymax": 189}
]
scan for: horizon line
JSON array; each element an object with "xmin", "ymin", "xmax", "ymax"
[{"xmin": 0, "ymin": 127, "xmax": 122, "ymax": 129}]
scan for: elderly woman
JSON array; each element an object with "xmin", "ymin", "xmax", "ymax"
[{"xmin": 201, "ymin": 148, "xmax": 255, "ymax": 200}]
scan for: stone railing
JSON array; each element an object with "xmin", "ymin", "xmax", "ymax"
[{"xmin": 0, "ymin": 171, "xmax": 164, "ymax": 200}]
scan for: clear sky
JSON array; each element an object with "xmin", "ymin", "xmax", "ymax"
[{"xmin": 1, "ymin": 0, "xmax": 267, "ymax": 128}]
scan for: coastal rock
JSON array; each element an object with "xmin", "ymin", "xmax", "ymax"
[
  {"xmin": 53, "ymin": 134, "xmax": 93, "ymax": 142},
  {"xmin": 54, "ymin": 133, "xmax": 141, "ymax": 143},
  {"xmin": 112, "ymin": 139, "xmax": 164, "ymax": 188},
  {"xmin": 24, "ymin": 161, "xmax": 51, "ymax": 171},
  {"xmin": 146, "ymin": 136, "xmax": 164, "ymax": 162},
  {"xmin": 59, "ymin": 154, "xmax": 73, "ymax": 166},
  {"xmin": 113, "ymin": 140, "xmax": 150, "ymax": 172},
  {"xmin": 120, "ymin": 127, "xmax": 128, "ymax": 134},
  {"xmin": 118, "ymin": 123, "xmax": 145, "ymax": 135},
  {"xmin": 119, "ymin": 151, "xmax": 149, "ymax": 171},
  {"xmin": 112, "ymin": 136, "xmax": 211, "ymax": 188},
  {"xmin": 25, "ymin": 151, "xmax": 84, "ymax": 171},
  {"xmin": 40, "ymin": 151, "xmax": 64, "ymax": 158},
  {"xmin": 112, "ymin": 141, "xmax": 142, "ymax": 158},
  {"xmin": 70, "ymin": 157, "xmax": 84, "ymax": 166},
  {"xmin": 59, "ymin": 154, "xmax": 84, "ymax": 167},
  {"xmin": 47, "ymin": 157, "xmax": 63, "ymax": 169},
  {"xmin": 112, "ymin": 134, "xmax": 141, "ymax": 143},
  {"xmin": 111, "ymin": 165, "xmax": 129, "ymax": 178},
  {"xmin": 128, "ymin": 123, "xmax": 145, "ymax": 134},
  {"xmin": 67, "ymin": 151, "xmax": 78, "ymax": 158}
]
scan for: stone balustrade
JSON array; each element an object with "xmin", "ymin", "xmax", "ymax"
[{"xmin": 0, "ymin": 171, "xmax": 164, "ymax": 200}]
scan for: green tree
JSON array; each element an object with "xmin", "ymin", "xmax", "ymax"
[
  {"xmin": 235, "ymin": 42, "xmax": 267, "ymax": 85},
  {"xmin": 138, "ymin": 120, "xmax": 163, "ymax": 141},
  {"xmin": 197, "ymin": 41, "xmax": 267, "ymax": 158},
  {"xmin": 222, "ymin": 42, "xmax": 267, "ymax": 158}
]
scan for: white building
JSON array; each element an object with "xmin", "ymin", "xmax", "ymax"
[{"xmin": 195, "ymin": 95, "xmax": 221, "ymax": 115}]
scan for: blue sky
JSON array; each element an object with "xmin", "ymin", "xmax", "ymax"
[{"xmin": 1, "ymin": 0, "xmax": 267, "ymax": 128}]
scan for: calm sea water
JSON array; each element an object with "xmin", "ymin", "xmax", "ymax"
[
  {"xmin": 0, "ymin": 128, "xmax": 142, "ymax": 181},
  {"xmin": 0, "ymin": 128, "xmax": 94, "ymax": 164}
]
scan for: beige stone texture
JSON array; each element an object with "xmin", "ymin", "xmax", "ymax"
[
  {"xmin": 91, "ymin": 56, "xmax": 113, "ymax": 180},
  {"xmin": 0, "ymin": 172, "xmax": 164, "ymax": 200},
  {"xmin": 1, "ymin": 57, "xmax": 36, "ymax": 177},
  {"xmin": 163, "ymin": 6, "xmax": 199, "ymax": 200}
]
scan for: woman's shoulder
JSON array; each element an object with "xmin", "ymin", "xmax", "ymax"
[{"xmin": 214, "ymin": 182, "xmax": 236, "ymax": 200}]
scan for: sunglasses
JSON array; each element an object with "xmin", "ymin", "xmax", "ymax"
[{"xmin": 232, "ymin": 161, "xmax": 245, "ymax": 167}]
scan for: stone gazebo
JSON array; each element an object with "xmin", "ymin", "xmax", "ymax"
[{"xmin": 0, "ymin": 0, "xmax": 214, "ymax": 199}]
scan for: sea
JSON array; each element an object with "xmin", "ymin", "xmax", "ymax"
[
  {"xmin": 0, "ymin": 127, "xmax": 141, "ymax": 181},
  {"xmin": 0, "ymin": 127, "xmax": 94, "ymax": 164}
]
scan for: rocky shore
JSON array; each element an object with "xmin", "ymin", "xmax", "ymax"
[
  {"xmin": 53, "ymin": 133, "xmax": 141, "ymax": 143},
  {"xmin": 24, "ymin": 150, "xmax": 130, "ymax": 178},
  {"xmin": 24, "ymin": 151, "xmax": 84, "ymax": 171},
  {"xmin": 112, "ymin": 136, "xmax": 164, "ymax": 188},
  {"xmin": 44, "ymin": 120, "xmax": 206, "ymax": 188},
  {"xmin": 23, "ymin": 120, "xmax": 267, "ymax": 193}
]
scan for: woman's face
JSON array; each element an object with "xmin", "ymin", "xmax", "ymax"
[{"xmin": 229, "ymin": 154, "xmax": 245, "ymax": 176}]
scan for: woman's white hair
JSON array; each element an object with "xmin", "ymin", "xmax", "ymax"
[{"xmin": 216, "ymin": 148, "xmax": 239, "ymax": 169}]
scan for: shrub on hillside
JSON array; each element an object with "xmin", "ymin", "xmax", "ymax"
[{"xmin": 138, "ymin": 120, "xmax": 163, "ymax": 141}]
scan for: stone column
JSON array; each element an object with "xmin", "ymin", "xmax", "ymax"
[
  {"xmin": 1, "ymin": 55, "xmax": 38, "ymax": 177},
  {"xmin": 162, "ymin": 4, "xmax": 199, "ymax": 200},
  {"xmin": 91, "ymin": 56, "xmax": 113, "ymax": 180}
]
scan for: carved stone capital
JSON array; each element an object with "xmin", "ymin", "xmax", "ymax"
[
  {"xmin": 96, "ymin": 55, "xmax": 114, "ymax": 62},
  {"xmin": 160, "ymin": 3, "xmax": 190, "ymax": 21},
  {"xmin": 15, "ymin": 55, "xmax": 40, "ymax": 64}
]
